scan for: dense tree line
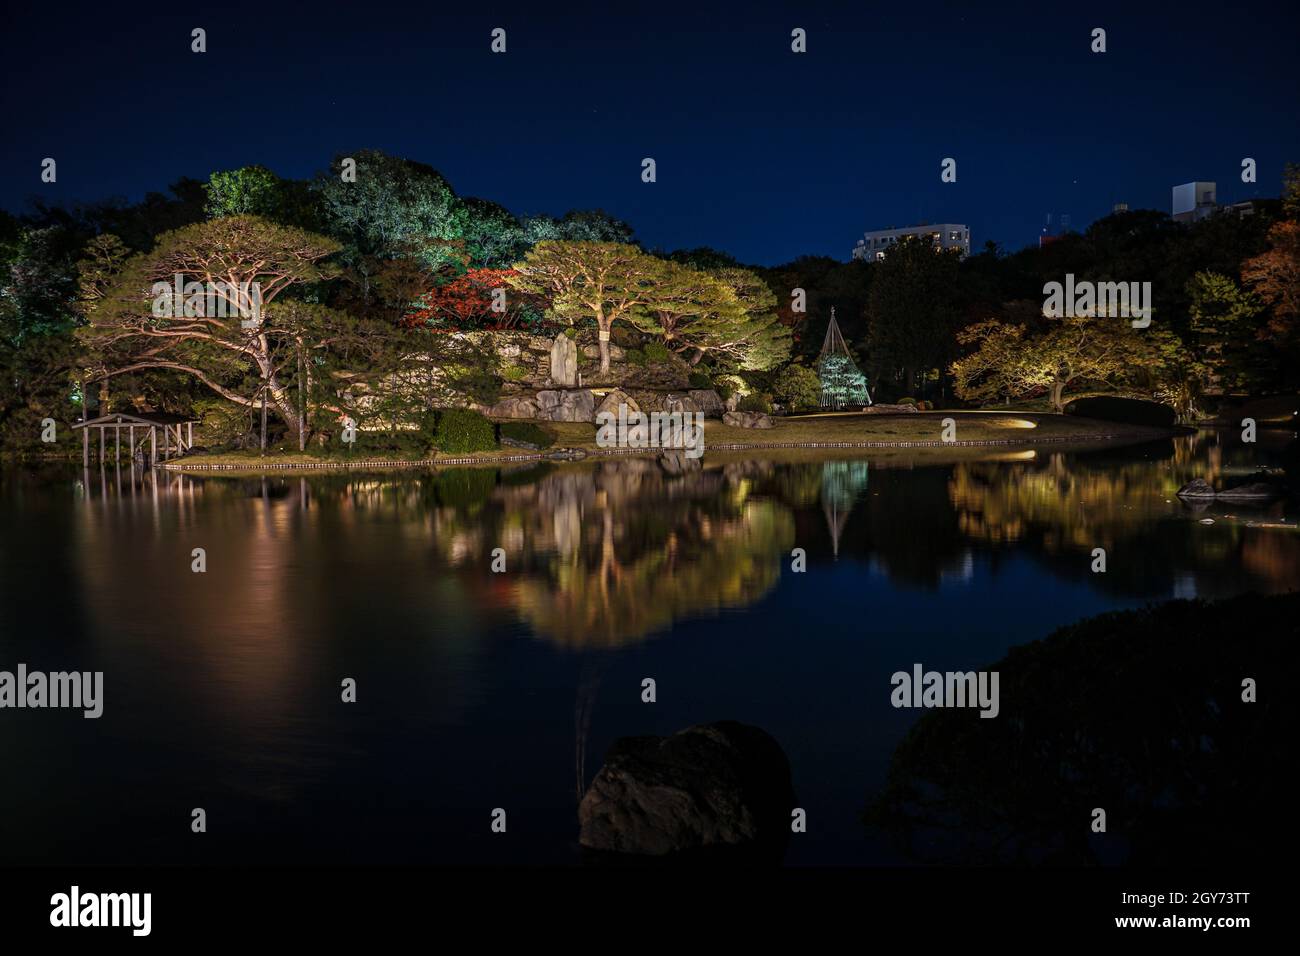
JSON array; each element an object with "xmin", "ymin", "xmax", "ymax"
[
  {"xmin": 0, "ymin": 152, "xmax": 653, "ymax": 451},
  {"xmin": 761, "ymin": 168, "xmax": 1299, "ymax": 416},
  {"xmin": 1, "ymin": 154, "xmax": 1297, "ymax": 453}
]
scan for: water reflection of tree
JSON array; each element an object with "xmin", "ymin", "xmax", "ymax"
[
  {"xmin": 947, "ymin": 451, "xmax": 1300, "ymax": 595},
  {"xmin": 512, "ymin": 488, "xmax": 793, "ymax": 648},
  {"xmin": 948, "ymin": 453, "xmax": 1170, "ymax": 551},
  {"xmin": 821, "ymin": 461, "xmax": 870, "ymax": 558},
  {"xmin": 833, "ymin": 466, "xmax": 972, "ymax": 587},
  {"xmin": 865, "ymin": 594, "xmax": 1297, "ymax": 865},
  {"xmin": 425, "ymin": 460, "xmax": 796, "ymax": 648}
]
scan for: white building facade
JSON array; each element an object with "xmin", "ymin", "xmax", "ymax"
[
  {"xmin": 1171, "ymin": 182, "xmax": 1253, "ymax": 223},
  {"xmin": 852, "ymin": 223, "xmax": 970, "ymax": 261}
]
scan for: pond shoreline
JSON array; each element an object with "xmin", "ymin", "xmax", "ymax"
[{"xmin": 159, "ymin": 424, "xmax": 1180, "ymax": 473}]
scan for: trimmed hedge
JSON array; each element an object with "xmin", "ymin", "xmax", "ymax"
[
  {"xmin": 1065, "ymin": 396, "xmax": 1175, "ymax": 428},
  {"xmin": 771, "ymin": 364, "xmax": 822, "ymax": 410},
  {"xmin": 738, "ymin": 393, "xmax": 773, "ymax": 414},
  {"xmin": 434, "ymin": 408, "xmax": 497, "ymax": 454}
]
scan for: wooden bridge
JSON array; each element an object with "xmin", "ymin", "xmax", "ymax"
[{"xmin": 72, "ymin": 412, "xmax": 200, "ymax": 467}]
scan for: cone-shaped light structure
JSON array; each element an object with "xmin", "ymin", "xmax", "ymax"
[{"xmin": 817, "ymin": 307, "xmax": 872, "ymax": 408}]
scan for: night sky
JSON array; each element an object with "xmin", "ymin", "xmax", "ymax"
[{"xmin": 2, "ymin": 0, "xmax": 1297, "ymax": 265}]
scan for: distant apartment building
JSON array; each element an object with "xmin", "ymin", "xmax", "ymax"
[
  {"xmin": 1172, "ymin": 182, "xmax": 1254, "ymax": 223},
  {"xmin": 851, "ymin": 223, "xmax": 970, "ymax": 261}
]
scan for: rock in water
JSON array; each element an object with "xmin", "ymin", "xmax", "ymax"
[
  {"xmin": 578, "ymin": 721, "xmax": 794, "ymax": 857},
  {"xmin": 550, "ymin": 332, "xmax": 578, "ymax": 387},
  {"xmin": 1217, "ymin": 482, "xmax": 1283, "ymax": 501},
  {"xmin": 1176, "ymin": 478, "xmax": 1217, "ymax": 498}
]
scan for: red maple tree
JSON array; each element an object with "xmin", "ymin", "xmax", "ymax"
[{"xmin": 404, "ymin": 268, "xmax": 541, "ymax": 332}]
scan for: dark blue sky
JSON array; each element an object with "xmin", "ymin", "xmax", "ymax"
[{"xmin": 2, "ymin": 0, "xmax": 1297, "ymax": 265}]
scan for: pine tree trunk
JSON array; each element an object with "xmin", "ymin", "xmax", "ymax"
[
  {"xmin": 598, "ymin": 317, "xmax": 611, "ymax": 374},
  {"xmin": 297, "ymin": 346, "xmax": 306, "ymax": 452}
]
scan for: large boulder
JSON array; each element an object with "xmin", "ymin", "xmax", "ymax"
[
  {"xmin": 866, "ymin": 403, "xmax": 919, "ymax": 414},
  {"xmin": 723, "ymin": 410, "xmax": 774, "ymax": 429},
  {"xmin": 595, "ymin": 389, "xmax": 640, "ymax": 420},
  {"xmin": 489, "ymin": 396, "xmax": 540, "ymax": 419},
  {"xmin": 688, "ymin": 389, "xmax": 725, "ymax": 418},
  {"xmin": 550, "ymin": 332, "xmax": 578, "ymax": 387},
  {"xmin": 1176, "ymin": 478, "xmax": 1217, "ymax": 499},
  {"xmin": 663, "ymin": 393, "xmax": 699, "ymax": 415},
  {"xmin": 536, "ymin": 388, "xmax": 595, "ymax": 423},
  {"xmin": 578, "ymin": 721, "xmax": 795, "ymax": 857},
  {"xmin": 1217, "ymin": 482, "xmax": 1284, "ymax": 502}
]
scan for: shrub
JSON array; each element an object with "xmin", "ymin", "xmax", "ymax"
[
  {"xmin": 738, "ymin": 393, "xmax": 773, "ymax": 414},
  {"xmin": 1064, "ymin": 396, "xmax": 1175, "ymax": 428},
  {"xmin": 712, "ymin": 375, "xmax": 744, "ymax": 401},
  {"xmin": 897, "ymin": 396, "xmax": 917, "ymax": 406},
  {"xmin": 415, "ymin": 408, "xmax": 440, "ymax": 440},
  {"xmin": 498, "ymin": 420, "xmax": 555, "ymax": 449},
  {"xmin": 501, "ymin": 364, "xmax": 529, "ymax": 382},
  {"xmin": 564, "ymin": 327, "xmax": 578, "ymax": 339},
  {"xmin": 195, "ymin": 399, "xmax": 251, "ymax": 448},
  {"xmin": 643, "ymin": 341, "xmax": 671, "ymax": 363},
  {"xmin": 771, "ymin": 365, "xmax": 822, "ymax": 410},
  {"xmin": 433, "ymin": 408, "xmax": 497, "ymax": 454},
  {"xmin": 688, "ymin": 371, "xmax": 712, "ymax": 389},
  {"xmin": 624, "ymin": 348, "xmax": 646, "ymax": 366}
]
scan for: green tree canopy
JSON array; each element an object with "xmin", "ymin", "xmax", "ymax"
[
  {"xmin": 950, "ymin": 312, "xmax": 1162, "ymax": 414},
  {"xmin": 205, "ymin": 165, "xmax": 282, "ymax": 218},
  {"xmin": 510, "ymin": 241, "xmax": 659, "ymax": 374},
  {"xmin": 316, "ymin": 150, "xmax": 466, "ymax": 269},
  {"xmin": 78, "ymin": 215, "xmax": 341, "ymax": 436},
  {"xmin": 866, "ymin": 238, "xmax": 964, "ymax": 396}
]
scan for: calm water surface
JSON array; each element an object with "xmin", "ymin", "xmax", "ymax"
[{"xmin": 1, "ymin": 429, "xmax": 1296, "ymax": 865}]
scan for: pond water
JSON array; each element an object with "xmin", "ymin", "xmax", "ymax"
[{"xmin": 1, "ymin": 429, "xmax": 1296, "ymax": 865}]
